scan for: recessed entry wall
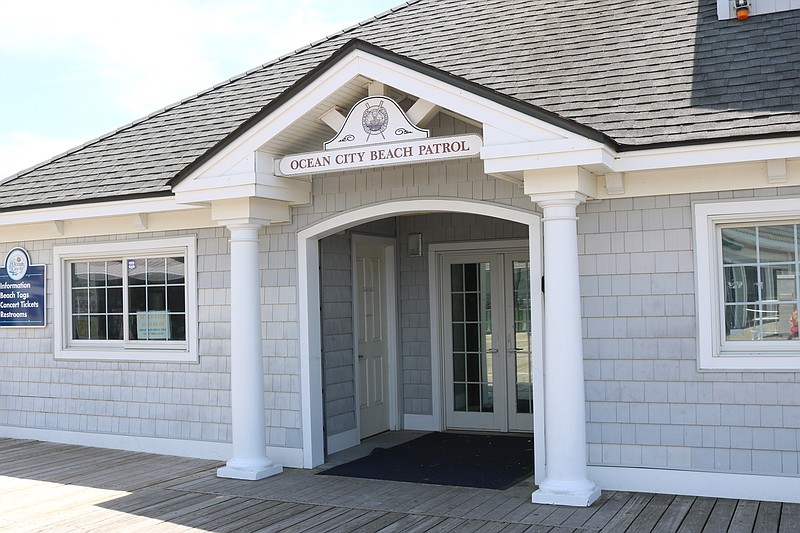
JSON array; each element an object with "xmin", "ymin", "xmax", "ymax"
[{"xmin": 318, "ymin": 214, "xmax": 529, "ymax": 443}]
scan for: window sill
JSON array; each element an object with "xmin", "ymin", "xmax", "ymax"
[
  {"xmin": 55, "ymin": 347, "xmax": 198, "ymax": 363},
  {"xmin": 699, "ymin": 351, "xmax": 800, "ymax": 372}
]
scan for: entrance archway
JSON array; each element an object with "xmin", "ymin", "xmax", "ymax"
[{"xmin": 297, "ymin": 198, "xmax": 544, "ymax": 482}]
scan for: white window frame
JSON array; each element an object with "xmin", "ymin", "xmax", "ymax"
[
  {"xmin": 53, "ymin": 236, "xmax": 198, "ymax": 362},
  {"xmin": 695, "ymin": 198, "xmax": 800, "ymax": 371}
]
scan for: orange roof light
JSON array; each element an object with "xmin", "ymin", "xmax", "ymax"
[{"xmin": 735, "ymin": 0, "xmax": 750, "ymax": 20}]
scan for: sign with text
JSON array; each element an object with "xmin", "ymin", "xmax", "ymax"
[
  {"xmin": 136, "ymin": 311, "xmax": 170, "ymax": 340},
  {"xmin": 0, "ymin": 247, "xmax": 46, "ymax": 327},
  {"xmin": 277, "ymin": 134, "xmax": 482, "ymax": 177}
]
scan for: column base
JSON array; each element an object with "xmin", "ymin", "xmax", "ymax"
[
  {"xmin": 217, "ymin": 459, "xmax": 283, "ymax": 481},
  {"xmin": 531, "ymin": 479, "xmax": 601, "ymax": 507}
]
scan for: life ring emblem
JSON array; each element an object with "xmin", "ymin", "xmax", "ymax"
[{"xmin": 362, "ymin": 100, "xmax": 389, "ymax": 140}]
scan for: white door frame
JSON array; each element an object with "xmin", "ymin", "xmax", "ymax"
[
  {"xmin": 429, "ymin": 241, "xmax": 535, "ymax": 434},
  {"xmin": 352, "ymin": 234, "xmax": 399, "ymax": 438},
  {"xmin": 298, "ymin": 198, "xmax": 543, "ymax": 484}
]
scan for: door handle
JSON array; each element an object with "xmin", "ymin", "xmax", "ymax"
[{"xmin": 486, "ymin": 348, "xmax": 499, "ymax": 354}]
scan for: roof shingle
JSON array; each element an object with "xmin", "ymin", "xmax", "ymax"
[{"xmin": 3, "ymin": 0, "xmax": 800, "ymax": 210}]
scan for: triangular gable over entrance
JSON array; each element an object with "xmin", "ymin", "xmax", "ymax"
[{"xmin": 172, "ymin": 39, "xmax": 613, "ymax": 209}]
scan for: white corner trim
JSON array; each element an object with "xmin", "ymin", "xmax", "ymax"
[
  {"xmin": 327, "ymin": 429, "xmax": 360, "ymax": 455},
  {"xmin": 589, "ymin": 465, "xmax": 800, "ymax": 504},
  {"xmin": 403, "ymin": 414, "xmax": 438, "ymax": 431}
]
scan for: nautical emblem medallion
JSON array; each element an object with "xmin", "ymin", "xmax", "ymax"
[
  {"xmin": 5, "ymin": 248, "xmax": 29, "ymax": 281},
  {"xmin": 361, "ymin": 100, "xmax": 389, "ymax": 140}
]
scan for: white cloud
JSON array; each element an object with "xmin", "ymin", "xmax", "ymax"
[
  {"xmin": 0, "ymin": 0, "xmax": 400, "ymax": 177},
  {"xmin": 0, "ymin": 1, "xmax": 376, "ymax": 116}
]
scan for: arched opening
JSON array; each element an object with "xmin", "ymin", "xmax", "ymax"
[{"xmin": 298, "ymin": 198, "xmax": 545, "ymax": 482}]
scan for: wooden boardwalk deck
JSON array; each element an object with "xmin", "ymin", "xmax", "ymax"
[{"xmin": 0, "ymin": 437, "xmax": 798, "ymax": 532}]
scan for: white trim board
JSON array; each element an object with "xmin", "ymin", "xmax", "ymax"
[
  {"xmin": 0, "ymin": 425, "xmax": 305, "ymax": 468},
  {"xmin": 589, "ymin": 465, "xmax": 800, "ymax": 504},
  {"xmin": 326, "ymin": 428, "xmax": 360, "ymax": 455}
]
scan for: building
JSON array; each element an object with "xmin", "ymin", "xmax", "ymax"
[{"xmin": 1, "ymin": 0, "xmax": 799, "ymax": 506}]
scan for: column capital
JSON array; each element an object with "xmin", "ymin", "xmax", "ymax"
[
  {"xmin": 225, "ymin": 222, "xmax": 264, "ymax": 240},
  {"xmin": 528, "ymin": 190, "xmax": 588, "ymax": 208},
  {"xmin": 211, "ymin": 197, "xmax": 291, "ymax": 227}
]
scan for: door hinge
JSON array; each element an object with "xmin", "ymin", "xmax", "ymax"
[{"xmin": 541, "ymin": 275, "xmax": 545, "ymax": 293}]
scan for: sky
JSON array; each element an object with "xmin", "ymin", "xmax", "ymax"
[{"xmin": 0, "ymin": 0, "xmax": 403, "ymax": 180}]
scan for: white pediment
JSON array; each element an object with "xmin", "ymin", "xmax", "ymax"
[{"xmin": 173, "ymin": 44, "xmax": 609, "ymax": 204}]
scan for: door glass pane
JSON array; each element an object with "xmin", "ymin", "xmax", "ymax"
[
  {"xmin": 512, "ymin": 260, "xmax": 533, "ymax": 415},
  {"xmin": 450, "ymin": 262, "xmax": 493, "ymax": 413}
]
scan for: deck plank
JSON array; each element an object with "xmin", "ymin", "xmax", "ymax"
[
  {"xmin": 599, "ymin": 492, "xmax": 654, "ymax": 532},
  {"xmin": 753, "ymin": 501, "xmax": 781, "ymax": 533},
  {"xmin": 581, "ymin": 491, "xmax": 634, "ymax": 530},
  {"xmin": 702, "ymin": 498, "xmax": 737, "ymax": 532},
  {"xmin": 651, "ymin": 495, "xmax": 696, "ymax": 533},
  {"xmin": 727, "ymin": 500, "xmax": 759, "ymax": 533},
  {"xmin": 625, "ymin": 493, "xmax": 674, "ymax": 532},
  {"xmin": 779, "ymin": 503, "xmax": 800, "ymax": 533},
  {"xmin": 676, "ymin": 497, "xmax": 715, "ymax": 533}
]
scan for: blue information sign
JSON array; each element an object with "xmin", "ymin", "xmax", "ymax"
[{"xmin": 0, "ymin": 248, "xmax": 46, "ymax": 327}]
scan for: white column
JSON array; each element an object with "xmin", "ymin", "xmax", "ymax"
[
  {"xmin": 217, "ymin": 223, "xmax": 282, "ymax": 480},
  {"xmin": 530, "ymin": 192, "xmax": 600, "ymax": 506}
]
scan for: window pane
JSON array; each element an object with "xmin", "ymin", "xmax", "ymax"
[
  {"xmin": 758, "ymin": 225, "xmax": 796, "ymax": 263},
  {"xmin": 107, "ymin": 260, "xmax": 123, "ymax": 286},
  {"xmin": 88, "ymin": 288, "xmax": 106, "ymax": 313},
  {"xmin": 168, "ymin": 314, "xmax": 186, "ymax": 341},
  {"xmin": 71, "ymin": 263, "xmax": 88, "ymax": 288},
  {"xmin": 89, "ymin": 315, "xmax": 107, "ymax": 339},
  {"xmin": 129, "ymin": 287, "xmax": 147, "ymax": 313},
  {"xmin": 721, "ymin": 227, "xmax": 757, "ymax": 265},
  {"xmin": 724, "ymin": 265, "xmax": 759, "ymax": 303},
  {"xmin": 450, "ymin": 264, "xmax": 463, "ymax": 292},
  {"xmin": 88, "ymin": 262, "xmax": 106, "ymax": 287},
  {"xmin": 72, "ymin": 289, "xmax": 89, "ymax": 314},
  {"xmin": 108, "ymin": 315, "xmax": 123, "ymax": 340},
  {"xmin": 72, "ymin": 316, "xmax": 89, "ymax": 339},
  {"xmin": 147, "ymin": 258, "xmax": 166, "ymax": 284},
  {"xmin": 166, "ymin": 257, "xmax": 185, "ymax": 284},
  {"xmin": 147, "ymin": 286, "xmax": 167, "ymax": 311},
  {"xmin": 167, "ymin": 285, "xmax": 185, "ymax": 313},
  {"xmin": 107, "ymin": 288, "xmax": 123, "ymax": 313},
  {"xmin": 722, "ymin": 223, "xmax": 799, "ymax": 343},
  {"xmin": 128, "ymin": 259, "xmax": 146, "ymax": 285}
]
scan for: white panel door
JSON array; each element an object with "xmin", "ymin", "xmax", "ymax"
[{"xmin": 355, "ymin": 243, "xmax": 390, "ymax": 439}]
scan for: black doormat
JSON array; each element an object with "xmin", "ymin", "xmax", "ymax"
[{"xmin": 318, "ymin": 432, "xmax": 533, "ymax": 490}]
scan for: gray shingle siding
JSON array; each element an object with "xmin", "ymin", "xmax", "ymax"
[{"xmin": 581, "ymin": 189, "xmax": 800, "ymax": 476}]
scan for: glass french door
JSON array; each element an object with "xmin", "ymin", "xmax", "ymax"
[{"xmin": 442, "ymin": 252, "xmax": 533, "ymax": 432}]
